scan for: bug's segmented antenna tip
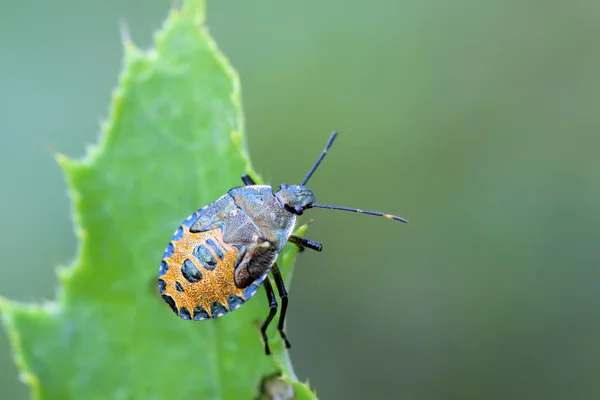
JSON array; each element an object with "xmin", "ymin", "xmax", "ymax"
[{"xmin": 384, "ymin": 214, "xmax": 408, "ymax": 223}]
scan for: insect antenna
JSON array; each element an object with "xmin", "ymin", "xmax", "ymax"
[
  {"xmin": 301, "ymin": 131, "xmax": 407, "ymax": 223},
  {"xmin": 306, "ymin": 203, "xmax": 408, "ymax": 223},
  {"xmin": 301, "ymin": 131, "xmax": 338, "ymax": 185}
]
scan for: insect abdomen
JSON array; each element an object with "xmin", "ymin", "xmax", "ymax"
[{"xmin": 158, "ymin": 207, "xmax": 267, "ymax": 320}]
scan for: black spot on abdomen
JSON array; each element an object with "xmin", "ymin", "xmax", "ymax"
[
  {"xmin": 181, "ymin": 259, "xmax": 202, "ymax": 283},
  {"xmin": 193, "ymin": 244, "xmax": 217, "ymax": 270},
  {"xmin": 161, "ymin": 294, "xmax": 178, "ymax": 315},
  {"xmin": 205, "ymin": 239, "xmax": 224, "ymax": 260}
]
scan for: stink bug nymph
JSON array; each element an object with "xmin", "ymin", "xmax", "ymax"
[{"xmin": 158, "ymin": 132, "xmax": 407, "ymax": 354}]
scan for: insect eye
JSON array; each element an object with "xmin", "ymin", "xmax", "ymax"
[
  {"xmin": 280, "ymin": 183, "xmax": 288, "ymax": 190},
  {"xmin": 294, "ymin": 206, "xmax": 303, "ymax": 215}
]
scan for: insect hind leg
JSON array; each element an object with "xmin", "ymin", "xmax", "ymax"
[
  {"xmin": 271, "ymin": 263, "xmax": 291, "ymax": 349},
  {"xmin": 261, "ymin": 277, "xmax": 278, "ymax": 355}
]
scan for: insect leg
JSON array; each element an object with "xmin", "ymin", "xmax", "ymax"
[
  {"xmin": 288, "ymin": 235, "xmax": 323, "ymax": 252},
  {"xmin": 261, "ymin": 277, "xmax": 278, "ymax": 355},
  {"xmin": 271, "ymin": 263, "xmax": 291, "ymax": 349},
  {"xmin": 241, "ymin": 173, "xmax": 256, "ymax": 186}
]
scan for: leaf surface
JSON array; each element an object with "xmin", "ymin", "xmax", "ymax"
[{"xmin": 1, "ymin": 1, "xmax": 315, "ymax": 399}]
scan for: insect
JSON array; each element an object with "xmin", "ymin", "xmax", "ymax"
[{"xmin": 158, "ymin": 131, "xmax": 407, "ymax": 354}]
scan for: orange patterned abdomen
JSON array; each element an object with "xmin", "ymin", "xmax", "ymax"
[{"xmin": 159, "ymin": 223, "xmax": 262, "ymax": 320}]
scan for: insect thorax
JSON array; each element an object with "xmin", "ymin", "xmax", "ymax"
[
  {"xmin": 186, "ymin": 187, "xmax": 295, "ymax": 289},
  {"xmin": 228, "ymin": 185, "xmax": 296, "ymax": 252}
]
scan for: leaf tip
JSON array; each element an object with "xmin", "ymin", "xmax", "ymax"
[
  {"xmin": 294, "ymin": 223, "xmax": 310, "ymax": 237},
  {"xmin": 53, "ymin": 150, "xmax": 70, "ymax": 168},
  {"xmin": 1, "ymin": 320, "xmax": 41, "ymax": 394},
  {"xmin": 181, "ymin": 0, "xmax": 206, "ymax": 23},
  {"xmin": 55, "ymin": 152, "xmax": 88, "ymax": 182},
  {"xmin": 57, "ymin": 262, "xmax": 76, "ymax": 286},
  {"xmin": 118, "ymin": 18, "xmax": 134, "ymax": 50},
  {"xmin": 0, "ymin": 298, "xmax": 46, "ymax": 396}
]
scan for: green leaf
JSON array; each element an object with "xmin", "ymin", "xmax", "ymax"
[{"xmin": 0, "ymin": 1, "xmax": 316, "ymax": 399}]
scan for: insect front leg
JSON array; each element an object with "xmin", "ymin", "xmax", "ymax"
[
  {"xmin": 241, "ymin": 174, "xmax": 256, "ymax": 186},
  {"xmin": 288, "ymin": 235, "xmax": 323, "ymax": 252},
  {"xmin": 261, "ymin": 277, "xmax": 278, "ymax": 355},
  {"xmin": 271, "ymin": 263, "xmax": 291, "ymax": 349}
]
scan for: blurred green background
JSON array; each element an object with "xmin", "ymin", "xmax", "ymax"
[{"xmin": 2, "ymin": 0, "xmax": 600, "ymax": 399}]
